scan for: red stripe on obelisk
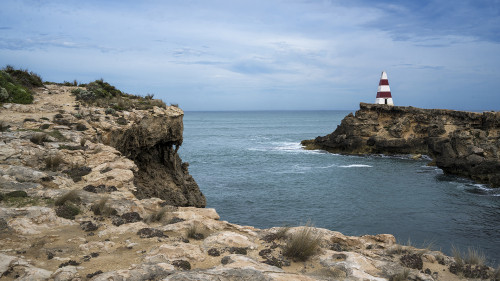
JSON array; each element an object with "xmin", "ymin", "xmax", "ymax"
[
  {"xmin": 379, "ymin": 79, "xmax": 389, "ymax": 86},
  {"xmin": 376, "ymin": 92, "xmax": 392, "ymax": 98}
]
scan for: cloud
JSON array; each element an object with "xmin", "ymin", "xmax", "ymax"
[{"xmin": 0, "ymin": 0, "xmax": 499, "ymax": 110}]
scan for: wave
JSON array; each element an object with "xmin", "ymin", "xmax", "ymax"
[
  {"xmin": 248, "ymin": 142, "xmax": 324, "ymax": 154},
  {"xmin": 464, "ymin": 184, "xmax": 500, "ymax": 196},
  {"xmin": 338, "ymin": 164, "xmax": 372, "ymax": 168}
]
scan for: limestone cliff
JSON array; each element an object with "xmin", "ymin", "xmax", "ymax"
[
  {"xmin": 100, "ymin": 107, "xmax": 205, "ymax": 207},
  {"xmin": 302, "ymin": 103, "xmax": 500, "ymax": 187}
]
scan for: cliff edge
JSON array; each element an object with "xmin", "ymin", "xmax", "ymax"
[{"xmin": 302, "ymin": 103, "xmax": 500, "ymax": 187}]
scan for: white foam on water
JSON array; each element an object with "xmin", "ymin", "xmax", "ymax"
[
  {"xmin": 338, "ymin": 164, "xmax": 372, "ymax": 168},
  {"xmin": 249, "ymin": 142, "xmax": 324, "ymax": 154}
]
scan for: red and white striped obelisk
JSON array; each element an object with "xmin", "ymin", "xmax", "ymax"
[{"xmin": 375, "ymin": 71, "xmax": 394, "ymax": 105}]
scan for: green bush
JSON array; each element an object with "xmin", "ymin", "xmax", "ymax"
[
  {"xmin": 71, "ymin": 79, "xmax": 166, "ymax": 110},
  {"xmin": 0, "ymin": 65, "xmax": 42, "ymax": 104}
]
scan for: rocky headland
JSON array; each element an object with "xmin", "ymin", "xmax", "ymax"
[
  {"xmin": 1, "ymin": 76, "xmax": 499, "ymax": 280},
  {"xmin": 302, "ymin": 103, "xmax": 500, "ymax": 188}
]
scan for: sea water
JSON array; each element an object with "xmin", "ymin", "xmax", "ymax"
[{"xmin": 180, "ymin": 111, "xmax": 500, "ymax": 265}]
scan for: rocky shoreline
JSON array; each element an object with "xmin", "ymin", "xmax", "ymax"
[
  {"xmin": 302, "ymin": 103, "xmax": 500, "ymax": 188},
  {"xmin": 1, "ymin": 85, "xmax": 499, "ymax": 280}
]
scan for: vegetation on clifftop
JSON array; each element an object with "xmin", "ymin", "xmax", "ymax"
[
  {"xmin": 71, "ymin": 79, "xmax": 167, "ymax": 111},
  {"xmin": 0, "ymin": 65, "xmax": 43, "ymax": 104},
  {"xmin": 1, "ymin": 65, "xmax": 169, "ymax": 110}
]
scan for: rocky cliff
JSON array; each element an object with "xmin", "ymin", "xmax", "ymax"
[
  {"xmin": 1, "ymin": 86, "xmax": 498, "ymax": 280},
  {"xmin": 302, "ymin": 103, "xmax": 500, "ymax": 187}
]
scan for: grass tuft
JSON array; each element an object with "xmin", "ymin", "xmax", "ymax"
[
  {"xmin": 91, "ymin": 197, "xmax": 117, "ymax": 216},
  {"xmin": 452, "ymin": 245, "xmax": 485, "ymax": 266},
  {"xmin": 55, "ymin": 190, "xmax": 80, "ymax": 206},
  {"xmin": 145, "ymin": 207, "xmax": 169, "ymax": 223},
  {"xmin": 275, "ymin": 226, "xmax": 290, "ymax": 240},
  {"xmin": 493, "ymin": 265, "xmax": 500, "ymax": 281},
  {"xmin": 44, "ymin": 154, "xmax": 63, "ymax": 171},
  {"xmin": 0, "ymin": 120, "xmax": 10, "ymax": 132},
  {"xmin": 30, "ymin": 133, "xmax": 49, "ymax": 145},
  {"xmin": 283, "ymin": 222, "xmax": 322, "ymax": 261},
  {"xmin": 389, "ymin": 269, "xmax": 410, "ymax": 281},
  {"xmin": 186, "ymin": 224, "xmax": 204, "ymax": 240}
]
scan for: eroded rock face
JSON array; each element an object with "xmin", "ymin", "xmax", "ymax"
[
  {"xmin": 102, "ymin": 107, "xmax": 206, "ymax": 207},
  {"xmin": 302, "ymin": 103, "xmax": 500, "ymax": 187}
]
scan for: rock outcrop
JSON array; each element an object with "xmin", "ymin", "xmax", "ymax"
[
  {"xmin": 0, "ymin": 84, "xmax": 205, "ymax": 207},
  {"xmin": 302, "ymin": 103, "xmax": 500, "ymax": 187},
  {"xmin": 101, "ymin": 106, "xmax": 205, "ymax": 207}
]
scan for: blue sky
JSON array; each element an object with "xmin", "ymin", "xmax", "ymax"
[{"xmin": 1, "ymin": 0, "xmax": 499, "ymax": 111}]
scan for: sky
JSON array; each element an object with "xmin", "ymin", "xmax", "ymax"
[{"xmin": 1, "ymin": 0, "xmax": 499, "ymax": 111}]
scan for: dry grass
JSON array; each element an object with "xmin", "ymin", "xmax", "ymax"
[
  {"xmin": 186, "ymin": 224, "xmax": 204, "ymax": 240},
  {"xmin": 55, "ymin": 190, "xmax": 80, "ymax": 206},
  {"xmin": 283, "ymin": 223, "xmax": 322, "ymax": 261},
  {"xmin": 493, "ymin": 265, "xmax": 500, "ymax": 281},
  {"xmin": 30, "ymin": 133, "xmax": 49, "ymax": 145},
  {"xmin": 453, "ymin": 245, "xmax": 486, "ymax": 266},
  {"xmin": 389, "ymin": 268, "xmax": 410, "ymax": 281},
  {"xmin": 91, "ymin": 197, "xmax": 116, "ymax": 216},
  {"xmin": 145, "ymin": 207, "xmax": 169, "ymax": 223},
  {"xmin": 44, "ymin": 154, "xmax": 63, "ymax": 171},
  {"xmin": 0, "ymin": 120, "xmax": 9, "ymax": 132},
  {"xmin": 275, "ymin": 226, "xmax": 290, "ymax": 240}
]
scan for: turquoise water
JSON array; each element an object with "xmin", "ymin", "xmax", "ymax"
[{"xmin": 180, "ymin": 111, "xmax": 500, "ymax": 265}]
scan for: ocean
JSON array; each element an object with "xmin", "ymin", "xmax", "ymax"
[{"xmin": 180, "ymin": 110, "xmax": 500, "ymax": 265}]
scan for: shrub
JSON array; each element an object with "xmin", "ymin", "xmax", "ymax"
[
  {"xmin": 63, "ymin": 166, "xmax": 91, "ymax": 182},
  {"xmin": 91, "ymin": 197, "xmax": 117, "ymax": 216},
  {"xmin": 39, "ymin": 124, "xmax": 50, "ymax": 130},
  {"xmin": 0, "ymin": 66, "xmax": 41, "ymax": 104},
  {"xmin": 172, "ymin": 260, "xmax": 191, "ymax": 270},
  {"xmin": 6, "ymin": 190, "xmax": 28, "ymax": 198},
  {"xmin": 75, "ymin": 123, "xmax": 87, "ymax": 131},
  {"xmin": 31, "ymin": 133, "xmax": 49, "ymax": 145},
  {"xmin": 186, "ymin": 224, "xmax": 204, "ymax": 240},
  {"xmin": 55, "ymin": 203, "xmax": 80, "ymax": 220},
  {"xmin": 389, "ymin": 269, "xmax": 410, "ymax": 281},
  {"xmin": 47, "ymin": 130, "xmax": 67, "ymax": 142},
  {"xmin": 71, "ymin": 79, "xmax": 167, "ymax": 110},
  {"xmin": 0, "ymin": 87, "xmax": 8, "ymax": 102},
  {"xmin": 3, "ymin": 65, "xmax": 43, "ymax": 88},
  {"xmin": 283, "ymin": 223, "xmax": 322, "ymax": 261},
  {"xmin": 0, "ymin": 121, "xmax": 10, "ymax": 132},
  {"xmin": 493, "ymin": 266, "xmax": 500, "ymax": 281},
  {"xmin": 116, "ymin": 117, "xmax": 128, "ymax": 125},
  {"xmin": 104, "ymin": 108, "xmax": 116, "ymax": 115},
  {"xmin": 145, "ymin": 207, "xmax": 169, "ymax": 223},
  {"xmin": 452, "ymin": 245, "xmax": 485, "ymax": 266},
  {"xmin": 45, "ymin": 154, "xmax": 63, "ymax": 171},
  {"xmin": 55, "ymin": 190, "xmax": 80, "ymax": 206}
]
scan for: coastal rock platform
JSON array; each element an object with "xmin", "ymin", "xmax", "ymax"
[{"xmin": 302, "ymin": 103, "xmax": 500, "ymax": 187}]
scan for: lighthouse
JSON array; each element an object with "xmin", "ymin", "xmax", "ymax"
[{"xmin": 375, "ymin": 71, "xmax": 394, "ymax": 105}]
